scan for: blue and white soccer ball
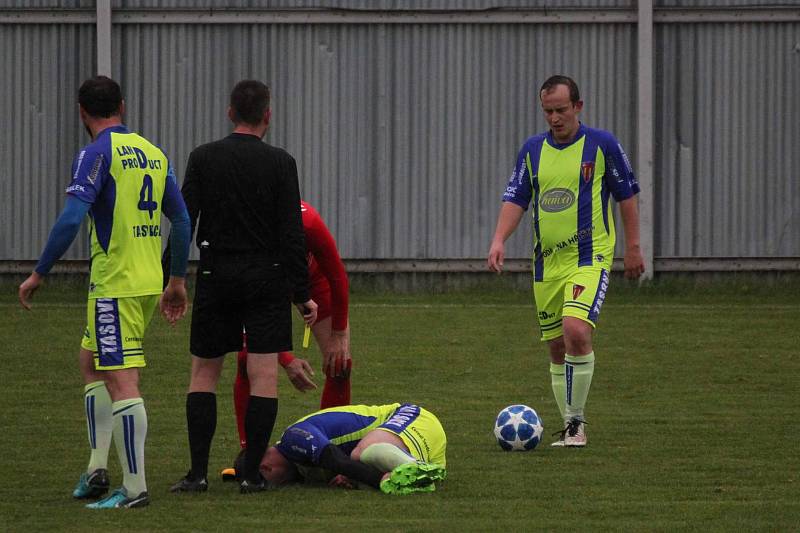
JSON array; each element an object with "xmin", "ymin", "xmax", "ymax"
[{"xmin": 494, "ymin": 404, "xmax": 544, "ymax": 451}]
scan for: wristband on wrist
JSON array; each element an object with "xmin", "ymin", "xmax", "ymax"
[{"xmin": 278, "ymin": 352, "xmax": 295, "ymax": 368}]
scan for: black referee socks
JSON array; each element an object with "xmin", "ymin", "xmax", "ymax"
[
  {"xmin": 186, "ymin": 391, "xmax": 217, "ymax": 481},
  {"xmin": 244, "ymin": 396, "xmax": 278, "ymax": 483}
]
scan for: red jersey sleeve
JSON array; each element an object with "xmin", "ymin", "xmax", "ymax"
[{"xmin": 302, "ymin": 202, "xmax": 349, "ymax": 331}]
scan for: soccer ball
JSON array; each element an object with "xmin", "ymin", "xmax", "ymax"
[{"xmin": 494, "ymin": 404, "xmax": 544, "ymax": 451}]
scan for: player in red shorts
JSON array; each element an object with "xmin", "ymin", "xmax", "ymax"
[{"xmin": 226, "ymin": 201, "xmax": 351, "ymax": 477}]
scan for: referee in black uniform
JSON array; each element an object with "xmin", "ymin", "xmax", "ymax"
[{"xmin": 170, "ymin": 80, "xmax": 317, "ymax": 494}]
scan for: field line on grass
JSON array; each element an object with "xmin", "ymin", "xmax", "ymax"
[{"xmin": 2, "ymin": 302, "xmax": 796, "ymax": 311}]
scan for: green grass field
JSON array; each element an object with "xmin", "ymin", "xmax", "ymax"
[{"xmin": 1, "ymin": 278, "xmax": 798, "ymax": 532}]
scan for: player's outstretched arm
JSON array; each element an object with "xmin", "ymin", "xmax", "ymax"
[
  {"xmin": 18, "ymin": 272, "xmax": 44, "ymax": 310},
  {"xmin": 618, "ymin": 196, "xmax": 645, "ymax": 279},
  {"xmin": 318, "ymin": 325, "xmax": 351, "ymax": 379},
  {"xmin": 317, "ymin": 445, "xmax": 384, "ymax": 489},
  {"xmin": 160, "ymin": 276, "xmax": 188, "ymax": 326},
  {"xmin": 19, "ymin": 195, "xmax": 91, "ymax": 310},
  {"xmin": 488, "ymin": 202, "xmax": 525, "ymax": 273},
  {"xmin": 160, "ymin": 171, "xmax": 191, "ymax": 324}
]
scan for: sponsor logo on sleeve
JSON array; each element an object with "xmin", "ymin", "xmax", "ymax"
[
  {"xmin": 87, "ymin": 154, "xmax": 103, "ymax": 185},
  {"xmin": 72, "ymin": 150, "xmax": 86, "ymax": 181},
  {"xmin": 619, "ymin": 144, "xmax": 633, "ymax": 173}
]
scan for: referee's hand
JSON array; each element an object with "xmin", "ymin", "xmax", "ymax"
[{"xmin": 296, "ymin": 299, "xmax": 318, "ymax": 327}]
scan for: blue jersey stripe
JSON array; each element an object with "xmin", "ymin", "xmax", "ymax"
[
  {"xmin": 601, "ymin": 171, "xmax": 611, "ymax": 235},
  {"xmin": 577, "ymin": 138, "xmax": 598, "ymax": 267},
  {"xmin": 525, "ymin": 142, "xmax": 545, "ymax": 281}
]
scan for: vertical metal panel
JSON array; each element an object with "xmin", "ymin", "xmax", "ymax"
[
  {"xmin": 655, "ymin": 22, "xmax": 800, "ymax": 257},
  {"xmin": 0, "ymin": 24, "xmax": 96, "ymax": 260},
  {"xmin": 3, "ymin": 13, "xmax": 799, "ymax": 263},
  {"xmin": 111, "ymin": 22, "xmax": 635, "ymax": 260}
]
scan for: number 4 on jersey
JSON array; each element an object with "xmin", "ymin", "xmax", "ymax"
[{"xmin": 138, "ymin": 174, "xmax": 158, "ymax": 219}]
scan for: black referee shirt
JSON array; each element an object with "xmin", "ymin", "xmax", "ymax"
[{"xmin": 182, "ymin": 133, "xmax": 309, "ymax": 304}]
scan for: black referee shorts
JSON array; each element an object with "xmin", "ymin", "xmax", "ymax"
[{"xmin": 190, "ymin": 260, "xmax": 292, "ymax": 358}]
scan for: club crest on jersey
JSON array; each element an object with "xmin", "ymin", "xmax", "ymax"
[
  {"xmin": 572, "ymin": 284, "xmax": 585, "ymax": 300},
  {"xmin": 581, "ymin": 161, "xmax": 595, "ymax": 183}
]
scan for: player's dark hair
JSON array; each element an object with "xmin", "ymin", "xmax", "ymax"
[
  {"xmin": 78, "ymin": 76, "xmax": 123, "ymax": 118},
  {"xmin": 540, "ymin": 75, "xmax": 581, "ymax": 104},
  {"xmin": 230, "ymin": 80, "xmax": 271, "ymax": 126}
]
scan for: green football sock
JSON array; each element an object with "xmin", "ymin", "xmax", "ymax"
[
  {"xmin": 84, "ymin": 381, "xmax": 113, "ymax": 473},
  {"xmin": 565, "ymin": 352, "xmax": 595, "ymax": 421},
  {"xmin": 361, "ymin": 443, "xmax": 416, "ymax": 472},
  {"xmin": 549, "ymin": 363, "xmax": 567, "ymax": 422},
  {"xmin": 112, "ymin": 398, "xmax": 148, "ymax": 496}
]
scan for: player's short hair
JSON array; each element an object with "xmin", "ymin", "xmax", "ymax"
[
  {"xmin": 540, "ymin": 75, "xmax": 581, "ymax": 104},
  {"xmin": 230, "ymin": 80, "xmax": 271, "ymax": 126},
  {"xmin": 78, "ymin": 76, "xmax": 123, "ymax": 118}
]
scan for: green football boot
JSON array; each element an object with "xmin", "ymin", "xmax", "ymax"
[{"xmin": 380, "ymin": 462, "xmax": 446, "ymax": 495}]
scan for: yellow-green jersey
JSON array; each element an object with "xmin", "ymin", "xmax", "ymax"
[
  {"xmin": 66, "ymin": 125, "xmax": 185, "ymax": 298},
  {"xmin": 502, "ymin": 124, "xmax": 639, "ymax": 281},
  {"xmin": 275, "ymin": 403, "xmax": 447, "ymax": 468}
]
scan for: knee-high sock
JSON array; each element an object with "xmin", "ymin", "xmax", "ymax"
[
  {"xmin": 360, "ymin": 443, "xmax": 416, "ymax": 472},
  {"xmin": 84, "ymin": 381, "xmax": 113, "ymax": 473},
  {"xmin": 549, "ymin": 363, "xmax": 567, "ymax": 422},
  {"xmin": 234, "ymin": 349, "xmax": 250, "ymax": 448},
  {"xmin": 565, "ymin": 352, "xmax": 595, "ymax": 421},
  {"xmin": 320, "ymin": 375, "xmax": 351, "ymax": 409},
  {"xmin": 244, "ymin": 396, "xmax": 278, "ymax": 483},
  {"xmin": 112, "ymin": 398, "xmax": 148, "ymax": 497},
  {"xmin": 186, "ymin": 392, "xmax": 216, "ymax": 480}
]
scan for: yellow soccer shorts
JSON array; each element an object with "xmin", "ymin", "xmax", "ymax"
[
  {"xmin": 533, "ymin": 266, "xmax": 610, "ymax": 341},
  {"xmin": 80, "ymin": 295, "xmax": 159, "ymax": 370},
  {"xmin": 376, "ymin": 404, "xmax": 447, "ymax": 467}
]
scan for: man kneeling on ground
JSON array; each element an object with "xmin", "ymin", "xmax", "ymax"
[{"xmin": 257, "ymin": 403, "xmax": 447, "ymax": 495}]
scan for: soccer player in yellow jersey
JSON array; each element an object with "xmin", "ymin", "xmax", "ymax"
[
  {"xmin": 488, "ymin": 75, "xmax": 645, "ymax": 447},
  {"xmin": 18, "ymin": 76, "xmax": 192, "ymax": 508},
  {"xmin": 258, "ymin": 403, "xmax": 446, "ymax": 494}
]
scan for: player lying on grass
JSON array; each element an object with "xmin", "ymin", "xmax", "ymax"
[{"xmin": 254, "ymin": 403, "xmax": 447, "ymax": 494}]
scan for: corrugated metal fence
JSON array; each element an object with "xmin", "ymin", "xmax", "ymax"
[{"xmin": 1, "ymin": 2, "xmax": 798, "ymax": 273}]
